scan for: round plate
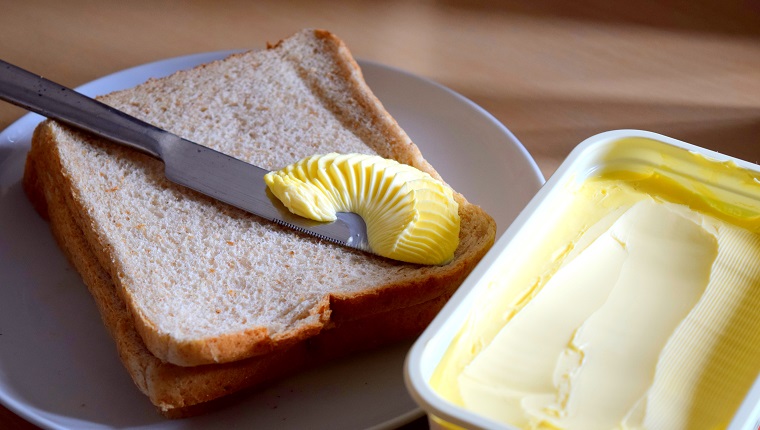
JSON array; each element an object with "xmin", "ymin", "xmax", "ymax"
[{"xmin": 0, "ymin": 52, "xmax": 543, "ymax": 429}]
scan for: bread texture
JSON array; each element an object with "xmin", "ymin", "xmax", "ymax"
[{"xmin": 23, "ymin": 28, "xmax": 496, "ymax": 413}]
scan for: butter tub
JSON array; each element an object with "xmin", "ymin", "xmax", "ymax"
[{"xmin": 405, "ymin": 130, "xmax": 760, "ymax": 430}]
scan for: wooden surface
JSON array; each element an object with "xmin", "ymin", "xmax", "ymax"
[{"xmin": 1, "ymin": 0, "xmax": 759, "ymax": 428}]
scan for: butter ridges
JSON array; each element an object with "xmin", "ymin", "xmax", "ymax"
[{"xmin": 264, "ymin": 153, "xmax": 460, "ymax": 265}]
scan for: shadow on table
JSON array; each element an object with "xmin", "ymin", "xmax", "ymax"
[{"xmin": 435, "ymin": 0, "xmax": 760, "ymax": 38}]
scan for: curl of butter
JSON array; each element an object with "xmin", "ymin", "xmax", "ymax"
[{"xmin": 264, "ymin": 153, "xmax": 460, "ymax": 265}]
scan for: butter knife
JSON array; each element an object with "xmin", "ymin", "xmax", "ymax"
[{"xmin": 0, "ymin": 59, "xmax": 370, "ymax": 252}]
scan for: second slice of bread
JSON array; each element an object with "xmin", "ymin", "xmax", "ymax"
[{"xmin": 25, "ymin": 28, "xmax": 496, "ymax": 367}]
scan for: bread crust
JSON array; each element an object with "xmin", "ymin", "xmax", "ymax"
[{"xmin": 23, "ymin": 28, "xmax": 496, "ymax": 370}]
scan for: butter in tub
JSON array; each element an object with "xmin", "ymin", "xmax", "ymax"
[{"xmin": 406, "ymin": 131, "xmax": 760, "ymax": 430}]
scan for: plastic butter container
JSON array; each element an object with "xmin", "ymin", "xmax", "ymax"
[{"xmin": 405, "ymin": 130, "xmax": 760, "ymax": 430}]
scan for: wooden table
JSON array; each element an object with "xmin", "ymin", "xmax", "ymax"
[{"xmin": 2, "ymin": 1, "xmax": 759, "ymax": 428}]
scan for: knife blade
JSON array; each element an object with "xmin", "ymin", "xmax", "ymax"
[{"xmin": 0, "ymin": 59, "xmax": 370, "ymax": 252}]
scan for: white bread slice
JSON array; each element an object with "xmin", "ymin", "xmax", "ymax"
[
  {"xmin": 24, "ymin": 28, "xmax": 496, "ymax": 369},
  {"xmin": 24, "ymin": 146, "xmax": 453, "ymax": 415}
]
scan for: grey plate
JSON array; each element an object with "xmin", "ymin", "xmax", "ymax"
[{"xmin": 0, "ymin": 52, "xmax": 543, "ymax": 430}]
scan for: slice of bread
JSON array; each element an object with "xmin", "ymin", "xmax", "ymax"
[
  {"xmin": 23, "ymin": 28, "xmax": 496, "ymax": 412},
  {"xmin": 24, "ymin": 144, "xmax": 453, "ymax": 415}
]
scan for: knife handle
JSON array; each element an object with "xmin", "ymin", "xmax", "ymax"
[{"xmin": 0, "ymin": 59, "xmax": 166, "ymax": 159}]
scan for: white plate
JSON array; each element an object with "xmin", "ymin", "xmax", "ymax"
[{"xmin": 0, "ymin": 52, "xmax": 543, "ymax": 429}]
